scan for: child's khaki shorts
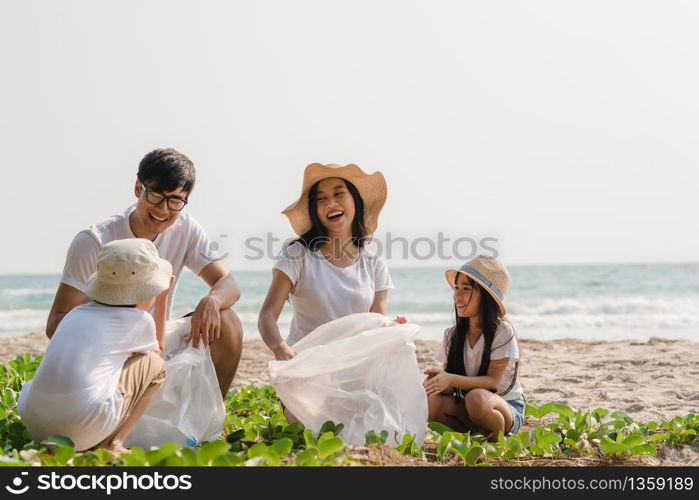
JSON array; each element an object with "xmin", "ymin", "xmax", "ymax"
[{"xmin": 117, "ymin": 352, "xmax": 167, "ymax": 424}]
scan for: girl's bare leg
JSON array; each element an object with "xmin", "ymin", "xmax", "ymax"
[
  {"xmin": 464, "ymin": 388, "xmax": 514, "ymax": 440},
  {"xmin": 427, "ymin": 393, "xmax": 474, "ymax": 432},
  {"xmin": 95, "ymin": 393, "xmax": 156, "ymax": 455}
]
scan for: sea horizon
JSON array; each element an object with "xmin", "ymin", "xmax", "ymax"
[{"xmin": 1, "ymin": 261, "xmax": 698, "ymax": 342}]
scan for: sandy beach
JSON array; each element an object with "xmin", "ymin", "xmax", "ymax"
[{"xmin": 3, "ymin": 333, "xmax": 697, "ymax": 464}]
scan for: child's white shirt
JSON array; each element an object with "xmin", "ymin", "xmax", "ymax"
[
  {"xmin": 436, "ymin": 316, "xmax": 524, "ymax": 401},
  {"xmin": 18, "ymin": 302, "xmax": 158, "ymax": 450}
]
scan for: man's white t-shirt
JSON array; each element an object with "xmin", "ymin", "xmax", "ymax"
[
  {"xmin": 61, "ymin": 205, "xmax": 220, "ymax": 319},
  {"xmin": 273, "ymin": 242, "xmax": 394, "ymax": 346},
  {"xmin": 18, "ymin": 303, "xmax": 158, "ymax": 450},
  {"xmin": 435, "ymin": 317, "xmax": 524, "ymax": 401}
]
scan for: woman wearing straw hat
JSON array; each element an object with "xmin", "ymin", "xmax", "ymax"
[
  {"xmin": 423, "ymin": 255, "xmax": 526, "ymax": 439},
  {"xmin": 258, "ymin": 163, "xmax": 404, "ymax": 363}
]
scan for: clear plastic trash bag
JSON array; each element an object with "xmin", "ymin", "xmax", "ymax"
[
  {"xmin": 124, "ymin": 317, "xmax": 225, "ymax": 449},
  {"xmin": 269, "ymin": 313, "xmax": 428, "ymax": 446}
]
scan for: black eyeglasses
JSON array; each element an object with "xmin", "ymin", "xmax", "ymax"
[{"xmin": 141, "ymin": 183, "xmax": 188, "ymax": 211}]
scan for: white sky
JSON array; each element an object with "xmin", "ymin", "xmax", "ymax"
[{"xmin": 1, "ymin": 0, "xmax": 697, "ymax": 274}]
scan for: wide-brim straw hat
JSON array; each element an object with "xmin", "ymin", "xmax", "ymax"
[
  {"xmin": 85, "ymin": 239, "xmax": 173, "ymax": 306},
  {"xmin": 282, "ymin": 163, "xmax": 387, "ymax": 236},
  {"xmin": 445, "ymin": 255, "xmax": 511, "ymax": 316}
]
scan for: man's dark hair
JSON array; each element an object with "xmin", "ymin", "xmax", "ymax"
[{"xmin": 137, "ymin": 148, "xmax": 196, "ymax": 194}]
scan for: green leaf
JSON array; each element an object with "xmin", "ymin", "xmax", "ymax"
[
  {"xmin": 600, "ymin": 436, "xmax": 628, "ymax": 455},
  {"xmin": 54, "ymin": 445, "xmax": 76, "ymax": 464},
  {"xmin": 145, "ymin": 442, "xmax": 179, "ymax": 465},
  {"xmin": 646, "ymin": 433, "xmax": 669, "ymax": 443},
  {"xmin": 42, "ymin": 434, "xmax": 75, "ymax": 448},
  {"xmin": 536, "ymin": 431, "xmax": 562, "ymax": 448},
  {"xmin": 427, "ymin": 422, "xmax": 453, "ymax": 436},
  {"xmin": 246, "ymin": 442, "xmax": 268, "ymax": 458},
  {"xmin": 484, "ymin": 443, "xmax": 499, "ymax": 458},
  {"xmin": 179, "ymin": 447, "xmax": 198, "ymax": 466},
  {"xmin": 319, "ymin": 421, "xmax": 338, "ymax": 435},
  {"xmin": 565, "ymin": 429, "xmax": 580, "ymax": 441},
  {"xmin": 284, "ymin": 422, "xmax": 305, "ymax": 435},
  {"xmin": 516, "ymin": 430, "xmax": 533, "ymax": 449},
  {"xmin": 196, "ymin": 440, "xmax": 229, "ymax": 465},
  {"xmin": 610, "ymin": 410, "xmax": 631, "ymax": 421},
  {"xmin": 303, "ymin": 429, "xmax": 317, "ymax": 447},
  {"xmin": 293, "ymin": 448, "xmax": 318, "ymax": 466},
  {"xmin": 261, "ymin": 448, "xmax": 282, "ymax": 466},
  {"xmin": 592, "ymin": 408, "xmax": 609, "ymax": 420},
  {"xmin": 121, "ymin": 447, "xmax": 146, "ymax": 466},
  {"xmin": 365, "ymin": 430, "xmax": 389, "ymax": 446},
  {"xmin": 450, "ymin": 438, "xmax": 469, "ymax": 460},
  {"xmin": 270, "ymin": 438, "xmax": 293, "ymax": 457},
  {"xmin": 3, "ymin": 388, "xmax": 16, "ymax": 407},
  {"xmin": 436, "ymin": 433, "xmax": 452, "ymax": 459},
  {"xmin": 621, "ymin": 434, "xmax": 644, "ymax": 448},
  {"xmin": 226, "ymin": 429, "xmax": 245, "ymax": 443},
  {"xmin": 525, "ymin": 403, "xmax": 551, "ymax": 419},
  {"xmin": 318, "ymin": 431, "xmax": 336, "ymax": 443},
  {"xmin": 629, "ymin": 444, "xmax": 656, "ymax": 456},
  {"xmin": 318, "ymin": 437, "xmax": 344, "ymax": 458},
  {"xmin": 464, "ymin": 445, "xmax": 483, "ymax": 466}
]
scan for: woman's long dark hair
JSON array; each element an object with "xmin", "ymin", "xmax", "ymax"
[
  {"xmin": 293, "ymin": 179, "xmax": 367, "ymax": 251},
  {"xmin": 445, "ymin": 275, "xmax": 502, "ymax": 386}
]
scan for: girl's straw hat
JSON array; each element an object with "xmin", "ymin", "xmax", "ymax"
[
  {"xmin": 85, "ymin": 239, "xmax": 173, "ymax": 306},
  {"xmin": 445, "ymin": 255, "xmax": 511, "ymax": 315},
  {"xmin": 282, "ymin": 163, "xmax": 387, "ymax": 236}
]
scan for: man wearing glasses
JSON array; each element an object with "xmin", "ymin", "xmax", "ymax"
[{"xmin": 46, "ymin": 148, "xmax": 243, "ymax": 398}]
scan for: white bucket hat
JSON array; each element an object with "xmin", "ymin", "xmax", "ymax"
[
  {"xmin": 282, "ymin": 163, "xmax": 387, "ymax": 236},
  {"xmin": 445, "ymin": 255, "xmax": 511, "ymax": 316},
  {"xmin": 85, "ymin": 239, "xmax": 173, "ymax": 306}
]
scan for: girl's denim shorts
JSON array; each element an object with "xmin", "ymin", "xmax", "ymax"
[{"xmin": 505, "ymin": 395, "xmax": 526, "ymax": 434}]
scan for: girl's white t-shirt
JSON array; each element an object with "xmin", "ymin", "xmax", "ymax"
[
  {"xmin": 435, "ymin": 317, "xmax": 524, "ymax": 401},
  {"xmin": 18, "ymin": 302, "xmax": 158, "ymax": 451},
  {"xmin": 273, "ymin": 241, "xmax": 394, "ymax": 346}
]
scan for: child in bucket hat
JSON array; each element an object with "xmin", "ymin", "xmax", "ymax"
[
  {"xmin": 19, "ymin": 239, "xmax": 173, "ymax": 454},
  {"xmin": 423, "ymin": 255, "xmax": 526, "ymax": 439}
]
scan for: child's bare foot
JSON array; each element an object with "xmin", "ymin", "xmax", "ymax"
[{"xmin": 106, "ymin": 440, "xmax": 129, "ymax": 456}]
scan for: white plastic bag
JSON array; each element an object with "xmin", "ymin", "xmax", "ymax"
[
  {"xmin": 269, "ymin": 313, "xmax": 428, "ymax": 446},
  {"xmin": 124, "ymin": 317, "xmax": 225, "ymax": 449}
]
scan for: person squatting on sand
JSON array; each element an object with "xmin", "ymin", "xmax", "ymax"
[
  {"xmin": 45, "ymin": 148, "xmax": 244, "ymax": 397},
  {"xmin": 19, "ymin": 239, "xmax": 173, "ymax": 454},
  {"xmin": 257, "ymin": 163, "xmax": 406, "ymax": 421},
  {"xmin": 424, "ymin": 255, "xmax": 526, "ymax": 439}
]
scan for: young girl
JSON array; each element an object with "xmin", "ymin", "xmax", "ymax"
[
  {"xmin": 424, "ymin": 255, "xmax": 525, "ymax": 438},
  {"xmin": 258, "ymin": 162, "xmax": 403, "ymax": 362}
]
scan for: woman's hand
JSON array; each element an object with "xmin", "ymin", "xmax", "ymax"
[
  {"xmin": 272, "ymin": 341, "xmax": 296, "ymax": 361},
  {"xmin": 423, "ymin": 369, "xmax": 453, "ymax": 396},
  {"xmin": 394, "ymin": 315, "xmax": 407, "ymax": 324}
]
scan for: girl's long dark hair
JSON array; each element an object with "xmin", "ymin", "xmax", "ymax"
[
  {"xmin": 445, "ymin": 275, "xmax": 502, "ymax": 387},
  {"xmin": 294, "ymin": 179, "xmax": 367, "ymax": 251}
]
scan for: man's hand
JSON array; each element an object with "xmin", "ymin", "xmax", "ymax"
[
  {"xmin": 423, "ymin": 369, "xmax": 453, "ymax": 396},
  {"xmin": 272, "ymin": 341, "xmax": 296, "ymax": 361},
  {"xmin": 186, "ymin": 294, "xmax": 222, "ymax": 348}
]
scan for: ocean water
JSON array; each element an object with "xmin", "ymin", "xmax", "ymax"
[{"xmin": 1, "ymin": 263, "xmax": 698, "ymax": 342}]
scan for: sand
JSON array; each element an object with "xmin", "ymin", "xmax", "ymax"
[{"xmin": 3, "ymin": 333, "xmax": 697, "ymax": 465}]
